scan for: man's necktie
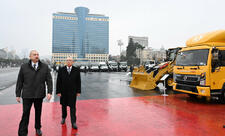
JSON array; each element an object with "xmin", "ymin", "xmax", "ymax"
[
  {"xmin": 33, "ymin": 64, "xmax": 37, "ymax": 70},
  {"xmin": 68, "ymin": 67, "xmax": 71, "ymax": 74}
]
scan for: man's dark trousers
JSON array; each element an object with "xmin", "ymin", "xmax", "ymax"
[
  {"xmin": 18, "ymin": 98, "xmax": 43, "ymax": 136},
  {"xmin": 62, "ymin": 105, "xmax": 76, "ymax": 124}
]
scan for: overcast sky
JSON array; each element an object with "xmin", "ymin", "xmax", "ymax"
[{"xmin": 0, "ymin": 0, "xmax": 225, "ymax": 57}]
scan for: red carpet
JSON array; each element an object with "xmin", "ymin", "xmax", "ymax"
[{"xmin": 0, "ymin": 94, "xmax": 224, "ymax": 136}]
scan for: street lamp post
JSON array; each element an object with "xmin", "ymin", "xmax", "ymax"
[{"xmin": 117, "ymin": 40, "xmax": 123, "ymax": 61}]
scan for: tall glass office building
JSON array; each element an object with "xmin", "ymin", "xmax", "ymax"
[{"xmin": 52, "ymin": 7, "xmax": 109, "ymax": 63}]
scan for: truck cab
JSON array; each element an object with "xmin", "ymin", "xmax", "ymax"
[{"xmin": 173, "ymin": 30, "xmax": 225, "ymax": 103}]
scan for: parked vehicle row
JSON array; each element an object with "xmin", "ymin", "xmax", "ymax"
[{"xmin": 79, "ymin": 61, "xmax": 128, "ymax": 72}]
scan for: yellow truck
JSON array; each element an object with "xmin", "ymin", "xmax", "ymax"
[{"xmin": 173, "ymin": 30, "xmax": 225, "ymax": 103}]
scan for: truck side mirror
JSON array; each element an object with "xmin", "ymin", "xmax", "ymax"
[
  {"xmin": 212, "ymin": 48, "xmax": 219, "ymax": 61},
  {"xmin": 211, "ymin": 48, "xmax": 219, "ymax": 72}
]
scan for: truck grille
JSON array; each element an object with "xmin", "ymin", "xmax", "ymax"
[
  {"xmin": 176, "ymin": 84, "xmax": 198, "ymax": 93},
  {"xmin": 175, "ymin": 74, "xmax": 200, "ymax": 86}
]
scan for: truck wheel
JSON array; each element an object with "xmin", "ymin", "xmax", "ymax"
[{"xmin": 165, "ymin": 75, "xmax": 173, "ymax": 89}]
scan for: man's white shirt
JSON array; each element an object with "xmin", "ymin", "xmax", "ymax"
[
  {"xmin": 67, "ymin": 66, "xmax": 72, "ymax": 73},
  {"xmin": 32, "ymin": 61, "xmax": 38, "ymax": 70}
]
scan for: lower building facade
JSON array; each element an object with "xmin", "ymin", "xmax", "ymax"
[{"xmin": 52, "ymin": 53, "xmax": 108, "ymax": 64}]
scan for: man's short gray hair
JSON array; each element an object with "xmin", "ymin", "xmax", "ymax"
[
  {"xmin": 29, "ymin": 50, "xmax": 38, "ymax": 56},
  {"xmin": 66, "ymin": 56, "xmax": 73, "ymax": 61}
]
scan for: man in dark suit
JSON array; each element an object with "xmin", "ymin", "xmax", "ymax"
[
  {"xmin": 56, "ymin": 57, "xmax": 81, "ymax": 129},
  {"xmin": 16, "ymin": 50, "xmax": 52, "ymax": 136}
]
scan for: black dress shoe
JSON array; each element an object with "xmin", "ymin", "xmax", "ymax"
[
  {"xmin": 72, "ymin": 123, "xmax": 78, "ymax": 129},
  {"xmin": 61, "ymin": 118, "xmax": 66, "ymax": 124},
  {"xmin": 36, "ymin": 129, "xmax": 42, "ymax": 136}
]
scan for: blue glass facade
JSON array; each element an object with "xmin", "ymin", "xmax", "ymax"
[{"xmin": 52, "ymin": 7, "xmax": 109, "ymax": 59}]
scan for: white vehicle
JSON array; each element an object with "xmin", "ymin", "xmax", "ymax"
[
  {"xmin": 144, "ymin": 60, "xmax": 156, "ymax": 69},
  {"xmin": 119, "ymin": 62, "xmax": 127, "ymax": 72},
  {"xmin": 99, "ymin": 62, "xmax": 109, "ymax": 72},
  {"xmin": 108, "ymin": 61, "xmax": 118, "ymax": 72},
  {"xmin": 80, "ymin": 65, "xmax": 85, "ymax": 69},
  {"xmin": 90, "ymin": 64, "xmax": 99, "ymax": 72},
  {"xmin": 80, "ymin": 65, "xmax": 89, "ymax": 72}
]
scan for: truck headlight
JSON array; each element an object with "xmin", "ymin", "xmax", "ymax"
[
  {"xmin": 200, "ymin": 89, "xmax": 206, "ymax": 93},
  {"xmin": 200, "ymin": 72, "xmax": 206, "ymax": 86}
]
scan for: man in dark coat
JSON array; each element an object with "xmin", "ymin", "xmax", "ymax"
[
  {"xmin": 16, "ymin": 50, "xmax": 52, "ymax": 136},
  {"xmin": 56, "ymin": 57, "xmax": 81, "ymax": 129}
]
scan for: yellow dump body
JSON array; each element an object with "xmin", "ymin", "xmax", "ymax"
[{"xmin": 186, "ymin": 30, "xmax": 225, "ymax": 47}]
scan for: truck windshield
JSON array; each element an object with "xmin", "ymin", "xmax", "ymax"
[{"xmin": 176, "ymin": 49, "xmax": 209, "ymax": 66}]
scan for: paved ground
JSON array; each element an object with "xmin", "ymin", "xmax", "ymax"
[
  {"xmin": 0, "ymin": 71, "xmax": 166, "ymax": 105},
  {"xmin": 0, "ymin": 67, "xmax": 19, "ymax": 91},
  {"xmin": 0, "ymin": 70, "xmax": 224, "ymax": 136},
  {"xmin": 0, "ymin": 94, "xmax": 224, "ymax": 136}
]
